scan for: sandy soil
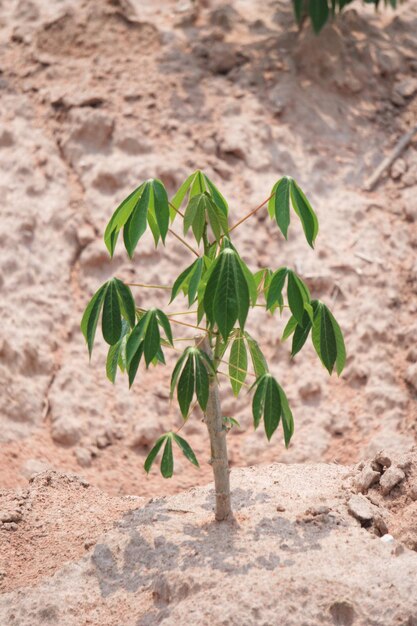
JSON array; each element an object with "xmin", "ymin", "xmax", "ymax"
[
  {"xmin": 0, "ymin": 0, "xmax": 417, "ymax": 621},
  {"xmin": 1, "ymin": 451, "xmax": 416, "ymax": 625},
  {"xmin": 0, "ymin": 0, "xmax": 416, "ymax": 499}
]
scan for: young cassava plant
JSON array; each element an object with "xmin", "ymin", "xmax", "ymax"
[{"xmin": 81, "ymin": 171, "xmax": 346, "ymax": 521}]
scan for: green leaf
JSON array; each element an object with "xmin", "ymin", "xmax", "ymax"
[
  {"xmin": 291, "ymin": 308, "xmax": 313, "ymax": 357},
  {"xmin": 196, "ymin": 349, "xmax": 216, "ymax": 376},
  {"xmin": 114, "ymin": 278, "xmax": 136, "ymax": 328},
  {"xmin": 147, "ymin": 193, "xmax": 160, "ymax": 247},
  {"xmin": 287, "ymin": 270, "xmax": 309, "ymax": 326},
  {"xmin": 270, "ymin": 177, "xmax": 291, "ymax": 238},
  {"xmin": 161, "ymin": 436, "xmax": 174, "ymax": 478},
  {"xmin": 128, "ymin": 342, "xmax": 144, "ymax": 387},
  {"xmin": 252, "ymin": 374, "xmax": 268, "ymax": 429},
  {"xmin": 290, "ymin": 179, "xmax": 319, "ymax": 248},
  {"xmin": 263, "ymin": 375, "xmax": 281, "ymax": 441},
  {"xmin": 309, "ymin": 0, "xmax": 329, "ymax": 32},
  {"xmin": 188, "ymin": 257, "xmax": 203, "ymax": 306},
  {"xmin": 223, "ymin": 416, "xmax": 241, "ymax": 429},
  {"xmin": 126, "ymin": 313, "xmax": 149, "ymax": 366},
  {"xmin": 170, "ymin": 259, "xmax": 200, "ymax": 303},
  {"xmin": 238, "ymin": 257, "xmax": 258, "ymax": 306},
  {"xmin": 156, "ymin": 309, "xmax": 173, "ymax": 346},
  {"xmin": 151, "ymin": 179, "xmax": 169, "ymax": 243},
  {"xmin": 170, "ymin": 348, "xmax": 190, "ymax": 399},
  {"xmin": 171, "ymin": 172, "xmax": 196, "ymax": 212},
  {"xmin": 106, "ymin": 320, "xmax": 129, "ymax": 383},
  {"xmin": 204, "ymin": 249, "xmax": 249, "ymax": 340},
  {"xmin": 266, "ymin": 267, "xmax": 288, "ymax": 311},
  {"xmin": 102, "ymin": 279, "xmax": 122, "ymax": 345},
  {"xmin": 123, "ymin": 182, "xmax": 150, "ymax": 257},
  {"xmin": 177, "ymin": 353, "xmax": 195, "ymax": 418},
  {"xmin": 282, "ymin": 315, "xmax": 298, "ymax": 341},
  {"xmin": 104, "ymin": 184, "xmax": 144, "ymax": 256},
  {"xmin": 202, "ymin": 173, "xmax": 228, "ymax": 215},
  {"xmin": 144, "ymin": 434, "xmax": 167, "ymax": 473},
  {"xmin": 229, "ymin": 333, "xmax": 248, "ymax": 396},
  {"xmin": 278, "ymin": 384, "xmax": 294, "ymax": 448},
  {"xmin": 206, "ymin": 194, "xmax": 229, "ymax": 242},
  {"xmin": 173, "ymin": 433, "xmax": 199, "ymax": 468},
  {"xmin": 245, "ymin": 332, "xmax": 268, "ymax": 378},
  {"xmin": 327, "ymin": 307, "xmax": 346, "ymax": 375},
  {"xmin": 312, "ymin": 302, "xmax": 337, "ymax": 374},
  {"xmin": 81, "ymin": 283, "xmax": 108, "ymax": 357},
  {"xmin": 194, "ymin": 351, "xmax": 209, "ymax": 410},
  {"xmin": 183, "ymin": 194, "xmax": 207, "ymax": 244},
  {"xmin": 144, "ymin": 310, "xmax": 161, "ymax": 367},
  {"xmin": 293, "ymin": 0, "xmax": 305, "ymax": 22}
]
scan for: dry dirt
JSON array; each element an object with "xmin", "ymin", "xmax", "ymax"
[
  {"xmin": 1, "ymin": 451, "xmax": 417, "ymax": 625},
  {"xmin": 0, "ymin": 0, "xmax": 417, "ymax": 622}
]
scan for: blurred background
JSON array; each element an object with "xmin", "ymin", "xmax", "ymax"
[{"xmin": 0, "ymin": 0, "xmax": 416, "ymax": 497}]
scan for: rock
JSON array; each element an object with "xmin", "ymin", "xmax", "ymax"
[
  {"xmin": 390, "ymin": 158, "xmax": 407, "ymax": 180},
  {"xmin": 374, "ymin": 514, "xmax": 389, "ymax": 536},
  {"xmin": 96, "ymin": 434, "xmax": 111, "ymax": 449},
  {"xmin": 51, "ymin": 417, "xmax": 81, "ymax": 446},
  {"xmin": 405, "ymin": 363, "xmax": 417, "ymax": 392},
  {"xmin": 0, "ymin": 510, "xmax": 21, "ymax": 523},
  {"xmin": 355, "ymin": 464, "xmax": 380, "ymax": 493},
  {"xmin": 115, "ymin": 135, "xmax": 152, "ymax": 155},
  {"xmin": 130, "ymin": 418, "xmax": 161, "ymax": 448},
  {"xmin": 372, "ymin": 451, "xmax": 392, "ymax": 471},
  {"xmin": 379, "ymin": 466, "xmax": 406, "ymax": 495},
  {"xmin": 76, "ymin": 224, "xmax": 95, "ymax": 247},
  {"xmin": 394, "ymin": 78, "xmax": 417, "ymax": 99},
  {"xmin": 21, "ymin": 459, "xmax": 51, "ymax": 480},
  {"xmin": 409, "ymin": 485, "xmax": 417, "ymax": 501},
  {"xmin": 2, "ymin": 522, "xmax": 18, "ymax": 531},
  {"xmin": 0, "ymin": 129, "xmax": 14, "ymax": 148},
  {"xmin": 74, "ymin": 447, "xmax": 93, "ymax": 468},
  {"xmin": 65, "ymin": 110, "xmax": 114, "ymax": 153},
  {"xmin": 348, "ymin": 495, "xmax": 375, "ymax": 523},
  {"xmin": 209, "ymin": 5, "xmax": 240, "ymax": 31},
  {"xmin": 298, "ymin": 381, "xmax": 321, "ymax": 401}
]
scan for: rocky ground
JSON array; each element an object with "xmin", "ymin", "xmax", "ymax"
[
  {"xmin": 1, "ymin": 449, "xmax": 417, "ymax": 625},
  {"xmin": 0, "ymin": 0, "xmax": 416, "ymax": 622}
]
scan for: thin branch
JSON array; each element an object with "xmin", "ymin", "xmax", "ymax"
[
  {"xmin": 168, "ymin": 317, "xmax": 208, "ymax": 332},
  {"xmin": 228, "ymin": 193, "xmax": 274, "ymax": 234},
  {"xmin": 168, "ymin": 310, "xmax": 198, "ymax": 317},
  {"xmin": 127, "ymin": 282, "xmax": 171, "ymax": 290},
  {"xmin": 219, "ymin": 359, "xmax": 256, "ymax": 378},
  {"xmin": 217, "ymin": 370, "xmax": 251, "ymax": 388},
  {"xmin": 169, "ymin": 201, "xmax": 185, "ymax": 219},
  {"xmin": 168, "ymin": 228, "xmax": 200, "ymax": 257}
]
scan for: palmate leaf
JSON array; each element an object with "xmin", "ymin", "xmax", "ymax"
[
  {"xmin": 268, "ymin": 176, "xmax": 291, "ymax": 238},
  {"xmin": 183, "ymin": 194, "xmax": 207, "ymax": 243},
  {"xmin": 266, "ymin": 267, "xmax": 288, "ymax": 311},
  {"xmin": 269, "ymin": 177, "xmax": 319, "ymax": 248},
  {"xmin": 171, "ymin": 347, "xmax": 214, "ymax": 417},
  {"xmin": 309, "ymin": 0, "xmax": 329, "ymax": 33},
  {"xmin": 177, "ymin": 353, "xmax": 195, "ymax": 418},
  {"xmin": 81, "ymin": 282, "xmax": 108, "ymax": 357},
  {"xmin": 105, "ymin": 179, "xmax": 170, "ymax": 258},
  {"xmin": 203, "ymin": 248, "xmax": 249, "ymax": 340},
  {"xmin": 287, "ymin": 270, "xmax": 310, "ymax": 325},
  {"xmin": 171, "ymin": 170, "xmax": 228, "ymax": 218},
  {"xmin": 144, "ymin": 310, "xmax": 161, "ymax": 366},
  {"xmin": 106, "ymin": 320, "xmax": 130, "ymax": 383},
  {"xmin": 312, "ymin": 301, "xmax": 346, "ymax": 375},
  {"xmin": 144, "ymin": 432, "xmax": 199, "ymax": 478},
  {"xmin": 289, "ymin": 180, "xmax": 319, "ymax": 248},
  {"xmin": 102, "ymin": 279, "xmax": 122, "ymax": 345},
  {"xmin": 229, "ymin": 332, "xmax": 248, "ymax": 396},
  {"xmin": 113, "ymin": 278, "xmax": 136, "ymax": 328},
  {"xmin": 251, "ymin": 374, "xmax": 294, "ymax": 446},
  {"xmin": 104, "ymin": 183, "xmax": 144, "ymax": 256},
  {"xmin": 245, "ymin": 332, "xmax": 268, "ymax": 378}
]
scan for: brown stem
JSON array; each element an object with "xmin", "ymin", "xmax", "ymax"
[
  {"xmin": 168, "ymin": 228, "xmax": 200, "ymax": 257},
  {"xmin": 229, "ymin": 193, "xmax": 274, "ymax": 234},
  {"xmin": 197, "ymin": 335, "xmax": 232, "ymax": 521}
]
